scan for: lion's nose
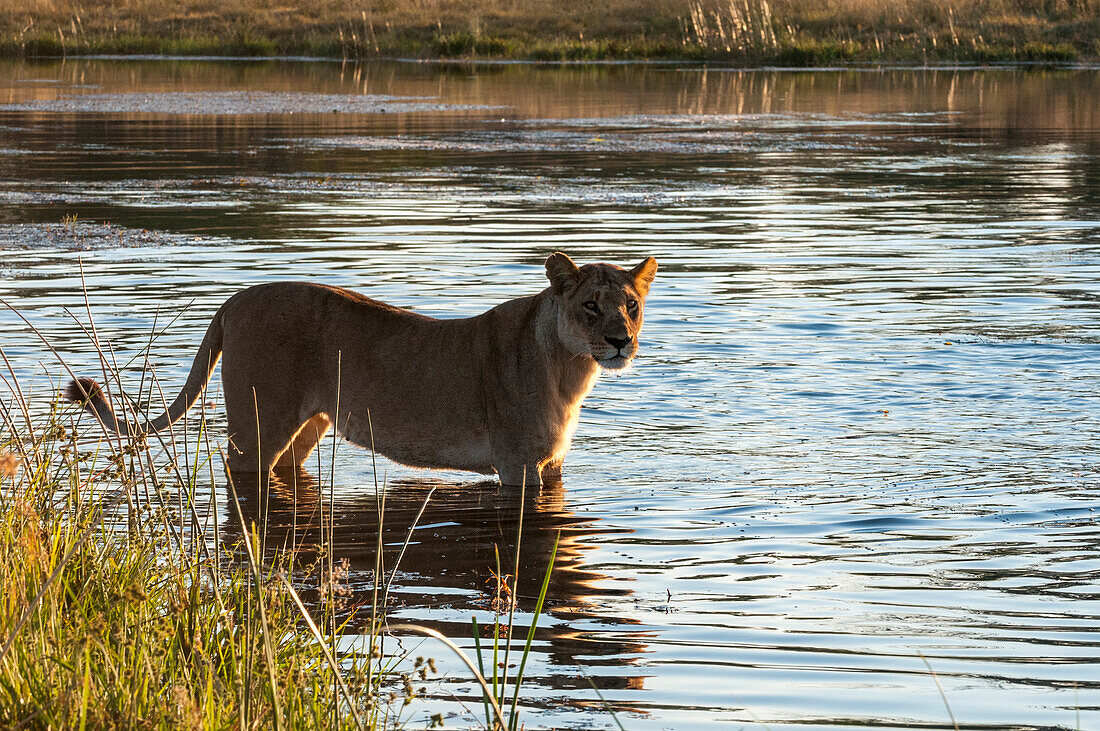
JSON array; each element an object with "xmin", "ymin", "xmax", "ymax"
[{"xmin": 605, "ymin": 336, "xmax": 630, "ymax": 351}]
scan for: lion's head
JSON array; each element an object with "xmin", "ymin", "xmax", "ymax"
[{"xmin": 545, "ymin": 252, "xmax": 658, "ymax": 371}]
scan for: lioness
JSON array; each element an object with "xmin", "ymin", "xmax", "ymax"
[{"xmin": 66, "ymin": 252, "xmax": 657, "ymax": 486}]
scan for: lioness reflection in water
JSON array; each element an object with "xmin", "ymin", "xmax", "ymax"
[
  {"xmin": 225, "ymin": 468, "xmax": 650, "ymax": 689},
  {"xmin": 67, "ymin": 253, "xmax": 657, "ymax": 487}
]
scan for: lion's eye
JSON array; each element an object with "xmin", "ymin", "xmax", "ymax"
[
  {"xmin": 627, "ymin": 299, "xmax": 638, "ymax": 310},
  {"xmin": 582, "ymin": 301, "xmax": 599, "ymax": 313}
]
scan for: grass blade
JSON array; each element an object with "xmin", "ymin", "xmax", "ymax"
[
  {"xmin": 389, "ymin": 623, "xmax": 506, "ymax": 731},
  {"xmin": 273, "ymin": 573, "xmax": 366, "ymax": 731},
  {"xmin": 224, "ymin": 464, "xmax": 284, "ymax": 731},
  {"xmin": 473, "ymin": 618, "xmax": 492, "ymax": 729},
  {"xmin": 918, "ymin": 651, "xmax": 959, "ymax": 731},
  {"xmin": 508, "ymin": 530, "xmax": 559, "ymax": 730}
]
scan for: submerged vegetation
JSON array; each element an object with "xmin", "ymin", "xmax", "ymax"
[
  {"xmin": 1, "ymin": 0, "xmax": 1097, "ymax": 64},
  {"xmin": 0, "ymin": 307, "xmax": 560, "ymax": 728}
]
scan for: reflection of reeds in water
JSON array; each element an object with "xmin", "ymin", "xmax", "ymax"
[{"xmin": 0, "ymin": 290, "xmax": 643, "ymax": 727}]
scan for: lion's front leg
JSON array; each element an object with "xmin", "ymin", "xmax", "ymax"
[
  {"xmin": 495, "ymin": 460, "xmax": 543, "ymax": 488},
  {"xmin": 539, "ymin": 461, "xmax": 563, "ymax": 485}
]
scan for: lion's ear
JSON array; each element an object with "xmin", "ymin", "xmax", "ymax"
[
  {"xmin": 630, "ymin": 257, "xmax": 658, "ymax": 296},
  {"xmin": 545, "ymin": 252, "xmax": 580, "ymax": 294}
]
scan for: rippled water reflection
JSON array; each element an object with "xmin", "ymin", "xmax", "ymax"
[{"xmin": 2, "ymin": 59, "xmax": 1100, "ymax": 729}]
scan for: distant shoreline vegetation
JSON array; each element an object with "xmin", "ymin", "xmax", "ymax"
[{"xmin": 2, "ymin": 0, "xmax": 1096, "ymax": 65}]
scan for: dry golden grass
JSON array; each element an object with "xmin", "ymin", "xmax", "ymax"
[{"xmin": 1, "ymin": 0, "xmax": 1097, "ymax": 62}]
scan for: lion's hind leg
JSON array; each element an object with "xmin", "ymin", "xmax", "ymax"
[
  {"xmin": 226, "ymin": 405, "xmax": 316, "ymax": 473},
  {"xmin": 275, "ymin": 413, "xmax": 332, "ymax": 468}
]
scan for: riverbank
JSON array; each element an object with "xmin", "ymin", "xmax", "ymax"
[{"xmin": 3, "ymin": 0, "xmax": 1097, "ymax": 65}]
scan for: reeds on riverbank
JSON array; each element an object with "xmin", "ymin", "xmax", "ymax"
[
  {"xmin": 0, "ymin": 397, "xmax": 382, "ymax": 728},
  {"xmin": 1, "ymin": 0, "xmax": 1097, "ymax": 64}
]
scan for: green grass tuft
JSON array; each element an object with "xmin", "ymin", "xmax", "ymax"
[
  {"xmin": 0, "ymin": 405, "xmax": 377, "ymax": 728},
  {"xmin": 774, "ymin": 39, "xmax": 860, "ymax": 66}
]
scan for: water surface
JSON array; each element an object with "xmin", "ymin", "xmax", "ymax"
[{"xmin": 2, "ymin": 58, "xmax": 1099, "ymax": 729}]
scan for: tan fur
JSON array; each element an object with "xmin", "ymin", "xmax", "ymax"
[{"xmin": 66, "ymin": 253, "xmax": 657, "ymax": 486}]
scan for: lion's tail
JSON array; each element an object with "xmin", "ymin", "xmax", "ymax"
[{"xmin": 66, "ymin": 308, "xmax": 225, "ymax": 437}]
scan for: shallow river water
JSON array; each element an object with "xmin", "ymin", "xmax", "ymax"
[{"xmin": 2, "ymin": 58, "xmax": 1100, "ymax": 729}]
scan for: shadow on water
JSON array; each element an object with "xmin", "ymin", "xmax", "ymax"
[{"xmin": 225, "ymin": 468, "xmax": 651, "ymax": 692}]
